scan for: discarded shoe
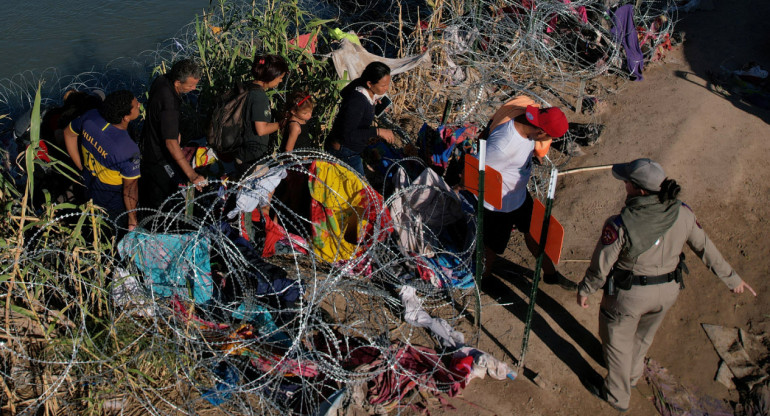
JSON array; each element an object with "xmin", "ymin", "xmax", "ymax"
[
  {"xmin": 542, "ymin": 272, "xmax": 578, "ymax": 291},
  {"xmin": 586, "ymin": 382, "xmax": 628, "ymax": 413}
]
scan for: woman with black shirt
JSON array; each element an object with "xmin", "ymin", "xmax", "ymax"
[
  {"xmin": 234, "ymin": 54, "xmax": 289, "ymax": 177},
  {"xmin": 325, "ymin": 62, "xmax": 395, "ymax": 176}
]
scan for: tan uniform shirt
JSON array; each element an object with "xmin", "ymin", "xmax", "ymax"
[{"xmin": 578, "ymin": 203, "xmax": 742, "ymax": 297}]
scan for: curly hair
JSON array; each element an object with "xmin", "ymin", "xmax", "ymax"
[{"xmin": 99, "ymin": 90, "xmax": 135, "ymax": 124}]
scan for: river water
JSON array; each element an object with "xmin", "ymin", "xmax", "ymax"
[{"xmin": 0, "ymin": 0, "xmax": 210, "ymax": 81}]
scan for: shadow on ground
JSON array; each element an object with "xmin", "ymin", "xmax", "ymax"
[
  {"xmin": 677, "ymin": 1, "xmax": 770, "ymax": 124},
  {"xmin": 480, "ymin": 256, "xmax": 604, "ymax": 389}
]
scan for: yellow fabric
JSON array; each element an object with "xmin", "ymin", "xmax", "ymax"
[
  {"xmin": 80, "ymin": 147, "xmax": 122, "ymax": 185},
  {"xmin": 489, "ymin": 95, "xmax": 551, "ymax": 158},
  {"xmin": 193, "ymin": 147, "xmax": 217, "ymax": 169},
  {"xmin": 310, "ymin": 161, "xmax": 370, "ymax": 263}
]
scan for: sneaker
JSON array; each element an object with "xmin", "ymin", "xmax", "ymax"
[
  {"xmin": 542, "ymin": 272, "xmax": 578, "ymax": 291},
  {"xmin": 586, "ymin": 382, "xmax": 628, "ymax": 412}
]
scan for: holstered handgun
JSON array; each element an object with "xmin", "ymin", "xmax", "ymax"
[
  {"xmin": 604, "ymin": 268, "xmax": 633, "ymax": 296},
  {"xmin": 604, "ymin": 273, "xmax": 616, "ymax": 296},
  {"xmin": 675, "ymin": 253, "xmax": 689, "ymax": 290},
  {"xmin": 613, "ymin": 268, "xmax": 633, "ymax": 291}
]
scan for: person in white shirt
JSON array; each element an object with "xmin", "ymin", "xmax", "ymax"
[{"xmin": 480, "ymin": 100, "xmax": 574, "ymax": 290}]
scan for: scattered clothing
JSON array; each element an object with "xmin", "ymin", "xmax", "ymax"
[
  {"xmin": 288, "ymin": 32, "xmax": 318, "ymax": 54},
  {"xmin": 329, "ymin": 28, "xmax": 361, "ymax": 45},
  {"xmin": 390, "ymin": 167, "xmax": 467, "ymax": 256},
  {"xmin": 453, "ymin": 346, "xmax": 516, "ymax": 381},
  {"xmin": 702, "ymin": 324, "xmax": 768, "ymax": 390},
  {"xmin": 118, "ymin": 230, "xmax": 214, "ymax": 304},
  {"xmin": 261, "ymin": 213, "xmax": 309, "ymax": 258},
  {"xmin": 110, "ymin": 267, "xmax": 154, "ymax": 317},
  {"xmin": 610, "ymin": 4, "xmax": 644, "ymax": 81},
  {"xmin": 399, "ymin": 286, "xmax": 465, "ymax": 348},
  {"xmin": 308, "ymin": 160, "xmax": 392, "ymax": 264},
  {"xmin": 227, "ymin": 165, "xmax": 287, "ymax": 219},
  {"xmin": 419, "ymin": 123, "xmax": 481, "ymax": 169},
  {"xmin": 418, "ymin": 254, "xmax": 475, "ymax": 289},
  {"xmin": 202, "ymin": 361, "xmax": 240, "ymax": 406},
  {"xmin": 644, "ymin": 358, "xmax": 733, "ymax": 416},
  {"xmin": 350, "ymin": 343, "xmax": 468, "ymax": 412}
]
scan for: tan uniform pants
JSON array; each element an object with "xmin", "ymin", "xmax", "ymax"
[{"xmin": 599, "ymin": 280, "xmax": 680, "ymax": 409}]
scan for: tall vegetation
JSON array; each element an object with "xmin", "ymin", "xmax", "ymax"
[
  {"xmin": 0, "ymin": 89, "xmax": 200, "ymax": 415},
  {"xmin": 0, "ymin": 1, "xmax": 352, "ymax": 412},
  {"xmin": 190, "ymin": 0, "xmax": 345, "ymax": 148}
]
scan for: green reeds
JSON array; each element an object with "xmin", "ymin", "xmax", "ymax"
[
  {"xmin": 1, "ymin": 0, "xmax": 382, "ymax": 412},
  {"xmin": 0, "ymin": 84, "xmax": 184, "ymax": 414},
  {"xmin": 190, "ymin": 0, "xmax": 344, "ymax": 148}
]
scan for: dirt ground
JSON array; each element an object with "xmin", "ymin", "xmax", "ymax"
[{"xmin": 443, "ymin": 2, "xmax": 770, "ymax": 415}]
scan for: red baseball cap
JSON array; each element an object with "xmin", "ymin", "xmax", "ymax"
[{"xmin": 525, "ymin": 106, "xmax": 569, "ymax": 138}]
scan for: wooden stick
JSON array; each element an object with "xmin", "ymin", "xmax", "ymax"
[{"xmin": 558, "ymin": 164, "xmax": 613, "ymax": 176}]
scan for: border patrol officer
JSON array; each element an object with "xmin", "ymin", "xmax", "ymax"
[{"xmin": 576, "ymin": 158, "xmax": 756, "ymax": 412}]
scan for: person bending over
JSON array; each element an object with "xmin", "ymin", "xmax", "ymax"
[
  {"xmin": 480, "ymin": 97, "xmax": 574, "ymax": 290},
  {"xmin": 139, "ymin": 58, "xmax": 205, "ymax": 210}
]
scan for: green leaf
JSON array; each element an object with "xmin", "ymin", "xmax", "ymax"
[
  {"xmin": 10, "ymin": 304, "xmax": 36, "ymax": 320},
  {"xmin": 307, "ymin": 18, "xmax": 336, "ymax": 28},
  {"xmin": 127, "ymin": 368, "xmax": 157, "ymax": 384},
  {"xmin": 67, "ymin": 208, "xmax": 89, "ymax": 250},
  {"xmin": 51, "ymin": 203, "xmax": 78, "ymax": 211},
  {"xmin": 228, "ymin": 45, "xmax": 241, "ymax": 72},
  {"xmin": 42, "ymin": 135, "xmax": 84, "ymax": 183},
  {"xmin": 25, "ymin": 82, "xmax": 43, "ymax": 200}
]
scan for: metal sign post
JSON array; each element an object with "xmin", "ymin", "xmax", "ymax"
[
  {"xmin": 473, "ymin": 139, "xmax": 487, "ymax": 328},
  {"xmin": 517, "ymin": 166, "xmax": 558, "ymax": 370}
]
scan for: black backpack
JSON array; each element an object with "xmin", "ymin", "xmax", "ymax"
[{"xmin": 207, "ymin": 81, "xmax": 255, "ymax": 158}]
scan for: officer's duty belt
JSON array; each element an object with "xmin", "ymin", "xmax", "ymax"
[{"xmin": 631, "ymin": 272, "xmax": 676, "ymax": 286}]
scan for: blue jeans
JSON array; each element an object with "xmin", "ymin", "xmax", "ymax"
[{"xmin": 329, "ymin": 145, "xmax": 365, "ymax": 177}]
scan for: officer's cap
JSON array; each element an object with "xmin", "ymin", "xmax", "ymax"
[{"xmin": 612, "ymin": 158, "xmax": 665, "ymax": 192}]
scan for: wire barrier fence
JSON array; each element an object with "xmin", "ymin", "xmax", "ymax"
[
  {"xmin": 2, "ymin": 151, "xmax": 482, "ymax": 414},
  {"xmin": 0, "ymin": 0, "xmax": 682, "ymax": 414}
]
